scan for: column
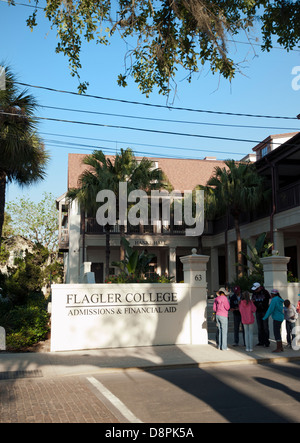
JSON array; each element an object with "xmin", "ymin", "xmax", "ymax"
[
  {"xmin": 68, "ymin": 200, "xmax": 81, "ymax": 283},
  {"xmin": 227, "ymin": 241, "xmax": 236, "ymax": 283},
  {"xmin": 0, "ymin": 326, "xmax": 5, "ymax": 351},
  {"xmin": 273, "ymin": 230, "xmax": 285, "ymax": 256},
  {"xmin": 210, "ymin": 247, "xmax": 219, "ymax": 295},
  {"xmin": 260, "ymin": 252, "xmax": 290, "ymax": 299},
  {"xmin": 180, "ymin": 249, "xmax": 210, "ymax": 345},
  {"xmin": 261, "ymin": 252, "xmax": 290, "ymax": 343},
  {"xmin": 169, "ymin": 247, "xmax": 176, "ymax": 281}
]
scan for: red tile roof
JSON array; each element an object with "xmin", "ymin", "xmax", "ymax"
[{"xmin": 67, "ymin": 153, "xmax": 227, "ymax": 192}]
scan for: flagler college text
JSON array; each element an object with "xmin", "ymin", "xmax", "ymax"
[{"xmin": 66, "ymin": 291, "xmax": 178, "ymax": 316}]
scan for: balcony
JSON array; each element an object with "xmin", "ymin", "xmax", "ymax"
[
  {"xmin": 85, "ymin": 217, "xmax": 199, "ymax": 236},
  {"xmin": 58, "ymin": 228, "xmax": 69, "ymax": 252},
  {"xmin": 84, "ymin": 217, "xmax": 213, "ymax": 236},
  {"xmin": 277, "ymin": 182, "xmax": 300, "ymax": 213}
]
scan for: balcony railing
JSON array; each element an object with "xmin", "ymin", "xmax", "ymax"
[
  {"xmin": 85, "ymin": 217, "xmax": 200, "ymax": 236},
  {"xmin": 277, "ymin": 182, "xmax": 300, "ymax": 213},
  {"xmin": 58, "ymin": 228, "xmax": 69, "ymax": 251}
]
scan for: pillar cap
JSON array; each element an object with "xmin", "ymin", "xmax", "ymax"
[{"xmin": 180, "ymin": 249, "xmax": 210, "ymax": 264}]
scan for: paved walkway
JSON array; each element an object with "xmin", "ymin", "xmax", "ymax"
[
  {"xmin": 1, "ymin": 335, "xmax": 299, "ymax": 378},
  {"xmin": 1, "ymin": 335, "xmax": 300, "ymax": 423}
]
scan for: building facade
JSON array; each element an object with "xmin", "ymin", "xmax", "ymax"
[{"xmin": 57, "ymin": 132, "xmax": 300, "ymax": 295}]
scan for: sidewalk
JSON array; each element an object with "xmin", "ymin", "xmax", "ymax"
[{"xmin": 0, "ymin": 334, "xmax": 299, "ymax": 379}]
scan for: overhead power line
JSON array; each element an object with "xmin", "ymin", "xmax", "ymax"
[
  {"xmin": 41, "ymin": 105, "xmax": 300, "ymax": 132},
  {"xmin": 1, "ymin": 110, "xmax": 298, "ymax": 147},
  {"xmin": 38, "ymin": 131, "xmax": 249, "ymax": 156},
  {"xmin": 0, "ymin": 110, "xmax": 262, "ymax": 144},
  {"xmin": 14, "ymin": 81, "xmax": 299, "ymax": 120}
]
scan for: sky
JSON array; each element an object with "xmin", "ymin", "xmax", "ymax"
[{"xmin": 0, "ymin": 0, "xmax": 300, "ymax": 206}]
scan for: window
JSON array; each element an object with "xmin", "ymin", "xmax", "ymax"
[{"xmin": 261, "ymin": 146, "xmax": 268, "ymax": 158}]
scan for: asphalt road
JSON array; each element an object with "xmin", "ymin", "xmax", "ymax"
[
  {"xmin": 1, "ymin": 360, "xmax": 299, "ymax": 425},
  {"xmin": 86, "ymin": 361, "xmax": 300, "ymax": 424}
]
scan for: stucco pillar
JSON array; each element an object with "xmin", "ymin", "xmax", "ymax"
[
  {"xmin": 273, "ymin": 230, "xmax": 285, "ymax": 256},
  {"xmin": 260, "ymin": 252, "xmax": 290, "ymax": 299},
  {"xmin": 68, "ymin": 200, "xmax": 81, "ymax": 283},
  {"xmin": 0, "ymin": 326, "xmax": 5, "ymax": 351},
  {"xmin": 169, "ymin": 247, "xmax": 176, "ymax": 281},
  {"xmin": 180, "ymin": 249, "xmax": 210, "ymax": 345},
  {"xmin": 261, "ymin": 252, "xmax": 290, "ymax": 343}
]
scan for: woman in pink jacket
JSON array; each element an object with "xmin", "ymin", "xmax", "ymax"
[
  {"xmin": 213, "ymin": 288, "xmax": 230, "ymax": 350},
  {"xmin": 239, "ymin": 291, "xmax": 257, "ymax": 352}
]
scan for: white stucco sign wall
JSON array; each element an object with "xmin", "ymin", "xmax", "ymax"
[{"xmin": 50, "ymin": 252, "xmax": 209, "ymax": 352}]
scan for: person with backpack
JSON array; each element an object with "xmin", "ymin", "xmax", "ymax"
[
  {"xmin": 230, "ymin": 285, "xmax": 245, "ymax": 347},
  {"xmin": 251, "ymin": 282, "xmax": 270, "ymax": 347}
]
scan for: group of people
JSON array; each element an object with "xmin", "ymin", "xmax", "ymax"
[{"xmin": 212, "ymin": 282, "xmax": 299, "ymax": 352}]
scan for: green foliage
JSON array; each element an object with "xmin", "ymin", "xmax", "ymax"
[
  {"xmin": 0, "ymin": 65, "xmax": 49, "ymax": 242},
  {"xmin": 1, "ymin": 243, "xmax": 63, "ymax": 305},
  {"xmin": 0, "ymin": 294, "xmax": 50, "ymax": 351},
  {"xmin": 7, "ymin": 193, "xmax": 59, "ymax": 253},
  {"xmin": 241, "ymin": 232, "xmax": 273, "ymax": 278},
  {"xmin": 231, "ymin": 233, "xmax": 273, "ymax": 291},
  {"xmin": 112, "ymin": 237, "xmax": 155, "ymax": 278},
  {"xmin": 0, "ymin": 244, "xmax": 9, "ymax": 265},
  {"xmin": 24, "ymin": 1, "xmax": 300, "ymax": 96},
  {"xmin": 106, "ymin": 272, "xmax": 174, "ymax": 284},
  {"xmin": 287, "ymin": 271, "xmax": 299, "ymax": 283},
  {"xmin": 231, "ymin": 273, "xmax": 263, "ymax": 293}
]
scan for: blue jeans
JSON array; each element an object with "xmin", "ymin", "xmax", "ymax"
[
  {"xmin": 233, "ymin": 312, "xmax": 245, "ymax": 345},
  {"xmin": 273, "ymin": 320, "xmax": 282, "ymax": 342},
  {"xmin": 216, "ymin": 315, "xmax": 228, "ymax": 350},
  {"xmin": 286, "ymin": 320, "xmax": 296, "ymax": 346},
  {"xmin": 243, "ymin": 323, "xmax": 254, "ymax": 351}
]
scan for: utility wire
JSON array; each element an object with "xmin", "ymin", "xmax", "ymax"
[
  {"xmin": 39, "ymin": 131, "xmax": 248, "ymax": 156},
  {"xmin": 14, "ymin": 81, "xmax": 299, "ymax": 120},
  {"xmin": 0, "ymin": 110, "xmax": 262, "ymax": 143},
  {"xmin": 43, "ymin": 137, "xmax": 246, "ymax": 157},
  {"xmin": 41, "ymin": 105, "xmax": 300, "ymax": 132},
  {"xmin": 1, "ymin": 110, "xmax": 298, "ymax": 147}
]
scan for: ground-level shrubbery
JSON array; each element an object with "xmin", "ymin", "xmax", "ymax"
[{"xmin": 0, "ymin": 291, "xmax": 50, "ymax": 351}]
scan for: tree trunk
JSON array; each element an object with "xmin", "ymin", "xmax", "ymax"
[
  {"xmin": 119, "ymin": 224, "xmax": 125, "ymax": 261},
  {"xmin": 234, "ymin": 215, "xmax": 243, "ymax": 278},
  {"xmin": 0, "ymin": 171, "xmax": 6, "ymax": 246}
]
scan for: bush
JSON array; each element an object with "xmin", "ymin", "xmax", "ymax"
[
  {"xmin": 0, "ymin": 296, "xmax": 50, "ymax": 351},
  {"xmin": 231, "ymin": 273, "xmax": 263, "ymax": 292},
  {"xmin": 105, "ymin": 272, "xmax": 174, "ymax": 284}
]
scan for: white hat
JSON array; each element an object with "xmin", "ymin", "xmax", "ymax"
[
  {"xmin": 251, "ymin": 282, "xmax": 261, "ymax": 291},
  {"xmin": 217, "ymin": 287, "xmax": 230, "ymax": 296}
]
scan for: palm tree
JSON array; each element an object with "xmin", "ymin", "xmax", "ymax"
[
  {"xmin": 67, "ymin": 148, "xmax": 169, "ymax": 278},
  {"xmin": 205, "ymin": 160, "xmax": 268, "ymax": 278},
  {"xmin": 0, "ymin": 66, "xmax": 49, "ymax": 244}
]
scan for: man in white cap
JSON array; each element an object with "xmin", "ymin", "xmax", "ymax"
[{"xmin": 251, "ymin": 282, "xmax": 271, "ymax": 347}]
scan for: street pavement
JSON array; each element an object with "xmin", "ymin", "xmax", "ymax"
[{"xmin": 0, "ymin": 334, "xmax": 300, "ymax": 423}]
